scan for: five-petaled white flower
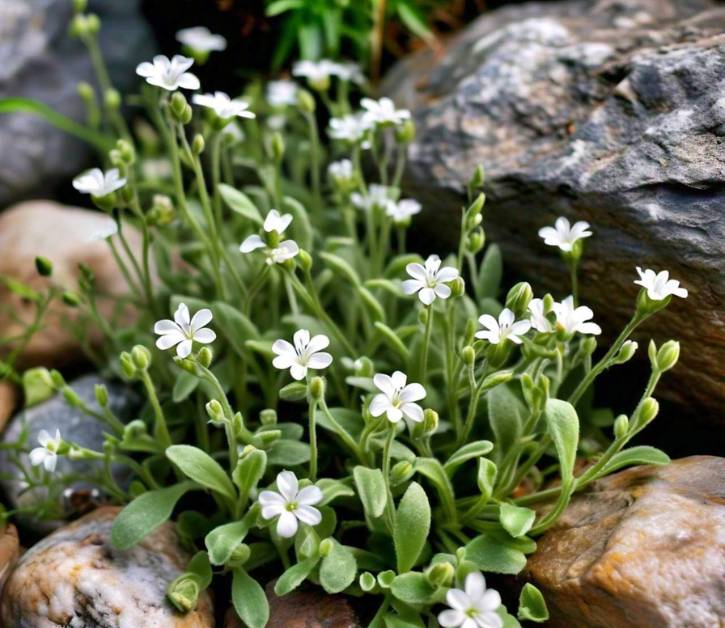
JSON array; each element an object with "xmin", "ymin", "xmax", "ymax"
[
  {"xmin": 192, "ymin": 92, "xmax": 255, "ymax": 119},
  {"xmin": 538, "ymin": 217, "xmax": 592, "ymax": 252},
  {"xmin": 327, "ymin": 159, "xmax": 354, "ymax": 182},
  {"xmin": 528, "ymin": 298, "xmax": 553, "ymax": 333},
  {"xmin": 402, "ymin": 255, "xmax": 459, "ymax": 305},
  {"xmin": 258, "ymin": 470, "xmax": 323, "ymax": 538},
  {"xmin": 370, "ymin": 371, "xmax": 426, "ymax": 424},
  {"xmin": 634, "ymin": 267, "xmax": 688, "ymax": 301},
  {"xmin": 438, "ymin": 572, "xmax": 503, "ymax": 628},
  {"xmin": 154, "ymin": 303, "xmax": 216, "ymax": 358},
  {"xmin": 476, "ymin": 308, "xmax": 531, "ymax": 345},
  {"xmin": 266, "ymin": 80, "xmax": 298, "ymax": 107},
  {"xmin": 73, "ymin": 168, "xmax": 126, "ymax": 196},
  {"xmin": 272, "ymin": 329, "xmax": 333, "ymax": 381},
  {"xmin": 361, "ymin": 97, "xmax": 411, "ymax": 126},
  {"xmin": 292, "ymin": 59, "xmax": 338, "ymax": 87},
  {"xmin": 328, "ymin": 114, "xmax": 371, "ymax": 143},
  {"xmin": 176, "ymin": 26, "xmax": 227, "ymax": 53},
  {"xmin": 136, "ymin": 54, "xmax": 200, "ymax": 91},
  {"xmin": 350, "ymin": 184, "xmax": 393, "ymax": 212},
  {"xmin": 240, "ymin": 209, "xmax": 299, "ymax": 265},
  {"xmin": 552, "ymin": 296, "xmax": 602, "ymax": 336},
  {"xmin": 332, "ymin": 61, "xmax": 365, "ymax": 84},
  {"xmin": 387, "ymin": 198, "xmax": 421, "ymax": 224},
  {"xmin": 87, "ymin": 219, "xmax": 118, "ymax": 242},
  {"xmin": 29, "ymin": 429, "xmax": 62, "ymax": 473}
]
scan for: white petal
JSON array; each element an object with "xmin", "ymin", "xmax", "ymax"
[
  {"xmin": 399, "ymin": 383, "xmax": 426, "ymax": 403},
  {"xmin": 479, "ymin": 589, "xmax": 501, "ymax": 612},
  {"xmin": 307, "ymin": 352, "xmax": 332, "ymax": 369},
  {"xmin": 174, "ymin": 303, "xmax": 191, "ymax": 327},
  {"xmin": 43, "ymin": 453, "xmax": 58, "ymax": 473},
  {"xmin": 446, "ymin": 588, "xmax": 471, "ymax": 611},
  {"xmin": 276, "ymin": 511, "xmax": 298, "ymax": 538},
  {"xmin": 435, "ymin": 283, "xmax": 452, "ymax": 299},
  {"xmin": 154, "ymin": 319, "xmax": 180, "ymax": 334},
  {"xmin": 176, "ymin": 73, "xmax": 201, "ymax": 90},
  {"xmin": 369, "ymin": 394, "xmax": 391, "ymax": 417},
  {"xmin": 499, "ymin": 308, "xmax": 515, "ymax": 326},
  {"xmin": 290, "ymin": 363, "xmax": 307, "ymax": 380},
  {"xmin": 29, "ymin": 448, "xmax": 47, "ymax": 467},
  {"xmin": 578, "ymin": 322, "xmax": 602, "ymax": 335},
  {"xmin": 478, "ymin": 314, "xmax": 498, "ymax": 331},
  {"xmin": 193, "ymin": 328, "xmax": 216, "ymax": 344},
  {"xmin": 240, "ymin": 234, "xmax": 265, "ymax": 253},
  {"xmin": 258, "ymin": 490, "xmax": 286, "ymax": 507},
  {"xmin": 402, "ymin": 279, "xmax": 423, "ymax": 295},
  {"xmin": 511, "ymin": 320, "xmax": 532, "ymax": 336},
  {"xmin": 418, "ymin": 288, "xmax": 436, "ymax": 305},
  {"xmin": 477, "ymin": 611, "xmax": 502, "ymax": 628},
  {"xmin": 37, "ymin": 429, "xmax": 52, "ymax": 447},
  {"xmin": 373, "ymin": 374, "xmax": 394, "ymax": 397},
  {"xmin": 272, "ymin": 339, "xmax": 296, "ymax": 357},
  {"xmin": 401, "ymin": 403, "xmax": 423, "ymax": 423},
  {"xmin": 436, "ymin": 267, "xmax": 459, "ymax": 282},
  {"xmin": 261, "ymin": 504, "xmax": 285, "ymax": 520},
  {"xmin": 306, "ymin": 334, "xmax": 330, "ymax": 354},
  {"xmin": 156, "ymin": 332, "xmax": 184, "ymax": 350},
  {"xmin": 276, "ymin": 471, "xmax": 299, "ymax": 501},
  {"xmin": 391, "ymin": 371, "xmax": 407, "ymax": 389},
  {"xmin": 438, "ymin": 609, "xmax": 466, "ymax": 627},
  {"xmin": 295, "ymin": 505, "xmax": 322, "ymax": 526},
  {"xmin": 465, "ymin": 572, "xmax": 486, "ymax": 600},
  {"xmin": 190, "ymin": 308, "xmax": 213, "ymax": 332},
  {"xmin": 273, "ymin": 354, "xmax": 296, "ymax": 370},
  {"xmin": 386, "ymin": 406, "xmax": 403, "ymax": 423},
  {"xmin": 176, "ymin": 339, "xmax": 193, "ymax": 358},
  {"xmin": 293, "ymin": 329, "xmax": 311, "ymax": 350},
  {"xmin": 405, "ymin": 263, "xmax": 427, "ymax": 281},
  {"xmin": 297, "ymin": 485, "xmax": 323, "ymax": 506}
]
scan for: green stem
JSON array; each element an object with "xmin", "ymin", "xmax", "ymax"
[
  {"xmin": 420, "ymin": 306, "xmax": 434, "ymax": 383},
  {"xmin": 138, "ymin": 370, "xmax": 171, "ymax": 449},
  {"xmin": 382, "ymin": 427, "xmax": 396, "ymax": 533},
  {"xmin": 308, "ymin": 398, "xmax": 318, "ymax": 482}
]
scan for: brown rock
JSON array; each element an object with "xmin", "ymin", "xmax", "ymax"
[
  {"xmin": 0, "ymin": 524, "xmax": 20, "ymax": 594},
  {"xmin": 0, "ymin": 200, "xmax": 145, "ymax": 367},
  {"xmin": 525, "ymin": 456, "xmax": 725, "ymax": 627},
  {"xmin": 1, "ymin": 506, "xmax": 213, "ymax": 627},
  {"xmin": 225, "ymin": 581, "xmax": 360, "ymax": 628},
  {"xmin": 0, "ymin": 381, "xmax": 18, "ymax": 434}
]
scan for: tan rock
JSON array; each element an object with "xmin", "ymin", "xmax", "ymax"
[
  {"xmin": 1, "ymin": 506, "xmax": 213, "ymax": 627},
  {"xmin": 0, "ymin": 381, "xmax": 18, "ymax": 434},
  {"xmin": 225, "ymin": 581, "xmax": 360, "ymax": 627},
  {"xmin": 525, "ymin": 456, "xmax": 725, "ymax": 627},
  {"xmin": 0, "ymin": 200, "xmax": 144, "ymax": 367},
  {"xmin": 0, "ymin": 524, "xmax": 20, "ymax": 594}
]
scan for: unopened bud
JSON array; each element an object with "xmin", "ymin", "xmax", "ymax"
[
  {"xmin": 255, "ymin": 429, "xmax": 281, "ymax": 446},
  {"xmin": 466, "ymin": 193, "xmax": 485, "ymax": 222},
  {"xmin": 119, "ymin": 352, "xmax": 136, "ymax": 379},
  {"xmin": 260, "ymin": 409, "xmax": 277, "ymax": 426},
  {"xmin": 105, "ymin": 88, "xmax": 121, "ymax": 111},
  {"xmin": 390, "ymin": 461, "xmax": 414, "ymax": 487},
  {"xmin": 167, "ymin": 577, "xmax": 199, "ymax": 613},
  {"xmin": 49, "ymin": 369, "xmax": 66, "ymax": 388},
  {"xmin": 656, "ymin": 340, "xmax": 680, "ymax": 372},
  {"xmin": 355, "ymin": 357, "xmax": 374, "ymax": 377},
  {"xmin": 461, "ymin": 345, "xmax": 476, "ymax": 367},
  {"xmin": 422, "ymin": 408, "xmax": 439, "ymax": 435},
  {"xmin": 613, "ymin": 414, "xmax": 629, "ymax": 439},
  {"xmin": 505, "ymin": 282, "xmax": 533, "ymax": 317},
  {"xmin": 297, "ymin": 89, "xmax": 316, "ymax": 113},
  {"xmin": 613, "ymin": 340, "xmax": 638, "ymax": 365},
  {"xmin": 84, "ymin": 13, "xmax": 100, "ymax": 34},
  {"xmin": 318, "ymin": 538, "xmax": 333, "ymax": 557},
  {"xmin": 198, "ymin": 346, "xmax": 213, "ymax": 367},
  {"xmin": 94, "ymin": 384, "xmax": 109, "ymax": 407},
  {"xmin": 62, "ymin": 387, "xmax": 82, "ymax": 407},
  {"xmin": 35, "ymin": 256, "xmax": 53, "ymax": 277},
  {"xmin": 468, "ymin": 164, "xmax": 485, "ymax": 191},
  {"xmin": 271, "ymin": 132, "xmax": 285, "ymax": 162},
  {"xmin": 62, "ymin": 290, "xmax": 80, "ymax": 307},
  {"xmin": 228, "ymin": 543, "xmax": 251, "ymax": 566},
  {"xmin": 464, "ymin": 318, "xmax": 477, "ymax": 344},
  {"xmin": 206, "ymin": 399, "xmax": 225, "ymax": 425},
  {"xmin": 174, "ymin": 357, "xmax": 197, "ymax": 374},
  {"xmin": 395, "ymin": 119, "xmax": 415, "ymax": 144},
  {"xmin": 481, "ymin": 370, "xmax": 514, "ymax": 391},
  {"xmin": 467, "ymin": 229, "xmax": 485, "ymax": 254},
  {"xmin": 170, "ymin": 92, "xmax": 188, "ymax": 117},
  {"xmin": 309, "ymin": 376, "xmax": 325, "ymax": 400},
  {"xmin": 639, "ymin": 397, "xmax": 659, "ymax": 425},
  {"xmin": 131, "ymin": 345, "xmax": 151, "ymax": 370},
  {"xmin": 450, "ymin": 277, "xmax": 466, "ymax": 298},
  {"xmin": 298, "ymin": 249, "xmax": 312, "ymax": 272},
  {"xmin": 116, "ymin": 139, "xmax": 134, "ymax": 163},
  {"xmin": 426, "ymin": 562, "xmax": 454, "ymax": 587},
  {"xmin": 191, "ymin": 134, "xmax": 205, "ymax": 155},
  {"xmin": 77, "ymin": 81, "xmax": 94, "ymax": 102}
]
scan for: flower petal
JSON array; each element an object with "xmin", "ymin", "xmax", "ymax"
[
  {"xmin": 399, "ymin": 383, "xmax": 426, "ymax": 403},
  {"xmin": 156, "ymin": 332, "xmax": 184, "ymax": 350},
  {"xmin": 190, "ymin": 308, "xmax": 213, "ymax": 332},
  {"xmin": 369, "ymin": 394, "xmax": 390, "ymax": 417},
  {"xmin": 193, "ymin": 328, "xmax": 216, "ymax": 344},
  {"xmin": 290, "ymin": 363, "xmax": 307, "ymax": 380},
  {"xmin": 479, "ymin": 589, "xmax": 501, "ymax": 612},
  {"xmin": 296, "ymin": 485, "xmax": 323, "ymax": 506},
  {"xmin": 465, "ymin": 572, "xmax": 486, "ymax": 600},
  {"xmin": 446, "ymin": 588, "xmax": 470, "ymax": 611},
  {"xmin": 307, "ymin": 352, "xmax": 333, "ymax": 370},
  {"xmin": 438, "ymin": 609, "xmax": 466, "ymax": 627},
  {"xmin": 373, "ymin": 374, "xmax": 394, "ymax": 397},
  {"xmin": 276, "ymin": 471, "xmax": 298, "ymax": 501},
  {"xmin": 154, "ymin": 319, "xmax": 180, "ymax": 334},
  {"xmin": 240, "ymin": 234, "xmax": 266, "ymax": 253},
  {"xmin": 272, "ymin": 339, "xmax": 296, "ymax": 357},
  {"xmin": 418, "ymin": 288, "xmax": 436, "ymax": 305},
  {"xmin": 258, "ymin": 490, "xmax": 285, "ymax": 508},
  {"xmin": 276, "ymin": 511, "xmax": 298, "ymax": 538},
  {"xmin": 176, "ymin": 339, "xmax": 193, "ymax": 358},
  {"xmin": 306, "ymin": 334, "xmax": 330, "ymax": 354},
  {"xmin": 401, "ymin": 403, "xmax": 423, "ymax": 423},
  {"xmin": 174, "ymin": 303, "xmax": 191, "ymax": 327},
  {"xmin": 386, "ymin": 406, "xmax": 403, "ymax": 423},
  {"xmin": 295, "ymin": 505, "xmax": 322, "ymax": 526}
]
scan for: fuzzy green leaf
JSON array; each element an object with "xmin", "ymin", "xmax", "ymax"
[
  {"xmin": 598, "ymin": 446, "xmax": 670, "ymax": 477},
  {"xmin": 316, "ymin": 478, "xmax": 355, "ymax": 505},
  {"xmin": 232, "ymin": 448, "xmax": 267, "ymax": 497},
  {"xmin": 166, "ymin": 445, "xmax": 236, "ymax": 501},
  {"xmin": 499, "ymin": 503, "xmax": 536, "ymax": 538},
  {"xmin": 320, "ymin": 251, "xmax": 361, "ymax": 285},
  {"xmin": 390, "ymin": 572, "xmax": 435, "ymax": 605},
  {"xmin": 353, "ymin": 466, "xmax": 387, "ymax": 519},
  {"xmin": 267, "ymin": 439, "xmax": 310, "ymax": 466},
  {"xmin": 444, "ymin": 440, "xmax": 494, "ymax": 476},
  {"xmin": 212, "ymin": 301, "xmax": 259, "ymax": 356},
  {"xmin": 518, "ymin": 583, "xmax": 549, "ymax": 623},
  {"xmin": 488, "ymin": 384, "xmax": 525, "ymax": 463},
  {"xmin": 320, "ymin": 540, "xmax": 357, "ymax": 593},
  {"xmin": 476, "ymin": 458, "xmax": 498, "ymax": 502},
  {"xmin": 543, "ymin": 399, "xmax": 579, "ymax": 490},
  {"xmin": 205, "ymin": 518, "xmax": 251, "ymax": 566},
  {"xmin": 274, "ymin": 556, "xmax": 319, "ymax": 595},
  {"xmin": 394, "ymin": 482, "xmax": 431, "ymax": 573},
  {"xmin": 232, "ymin": 568, "xmax": 269, "ymax": 628},
  {"xmin": 219, "ymin": 184, "xmax": 263, "ymax": 224},
  {"xmin": 477, "ymin": 244, "xmax": 502, "ymax": 299},
  {"xmin": 465, "ymin": 533, "xmax": 527, "ymax": 574}
]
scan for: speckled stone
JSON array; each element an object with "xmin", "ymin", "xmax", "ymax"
[
  {"xmin": 0, "ymin": 374, "xmax": 139, "ymax": 532},
  {"xmin": 525, "ymin": 456, "xmax": 725, "ymax": 627},
  {"xmin": 0, "ymin": 381, "xmax": 18, "ymax": 434},
  {"xmin": 1, "ymin": 506, "xmax": 213, "ymax": 627},
  {"xmin": 0, "ymin": 523, "xmax": 20, "ymax": 594}
]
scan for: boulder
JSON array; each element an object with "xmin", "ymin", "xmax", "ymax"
[
  {"xmin": 1, "ymin": 506, "xmax": 214, "ymax": 627},
  {"xmin": 382, "ymin": 0, "xmax": 725, "ymax": 421},
  {"xmin": 525, "ymin": 456, "xmax": 725, "ymax": 627},
  {"xmin": 0, "ymin": 0, "xmax": 155, "ymax": 207},
  {"xmin": 0, "ymin": 200, "xmax": 143, "ymax": 367},
  {"xmin": 0, "ymin": 381, "xmax": 18, "ymax": 434},
  {"xmin": 0, "ymin": 523, "xmax": 20, "ymax": 594},
  {"xmin": 0, "ymin": 374, "xmax": 139, "ymax": 531}
]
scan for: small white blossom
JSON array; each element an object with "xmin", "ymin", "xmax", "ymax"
[
  {"xmin": 361, "ymin": 97, "xmax": 411, "ymax": 126},
  {"xmin": 272, "ymin": 329, "xmax": 332, "ymax": 381},
  {"xmin": 266, "ymin": 80, "xmax": 298, "ymax": 107},
  {"xmin": 258, "ymin": 470, "xmax": 322, "ymax": 538},
  {"xmin": 29, "ymin": 429, "xmax": 62, "ymax": 473},
  {"xmin": 634, "ymin": 267, "xmax": 688, "ymax": 301},
  {"xmin": 350, "ymin": 184, "xmax": 394, "ymax": 212},
  {"xmin": 476, "ymin": 308, "xmax": 531, "ymax": 345},
  {"xmin": 328, "ymin": 114, "xmax": 371, "ymax": 143},
  {"xmin": 387, "ymin": 198, "xmax": 421, "ymax": 224},
  {"xmin": 327, "ymin": 159, "xmax": 354, "ymax": 182},
  {"xmin": 292, "ymin": 59, "xmax": 338, "ymax": 86},
  {"xmin": 370, "ymin": 371, "xmax": 426, "ymax": 424},
  {"xmin": 331, "ymin": 61, "xmax": 365, "ymax": 84},
  {"xmin": 73, "ymin": 168, "xmax": 126, "ymax": 196},
  {"xmin": 136, "ymin": 54, "xmax": 200, "ymax": 91},
  {"xmin": 552, "ymin": 296, "xmax": 602, "ymax": 336},
  {"xmin": 538, "ymin": 217, "xmax": 592, "ymax": 252},
  {"xmin": 176, "ymin": 26, "xmax": 227, "ymax": 53},
  {"xmin": 438, "ymin": 572, "xmax": 503, "ymax": 628},
  {"xmin": 192, "ymin": 92, "xmax": 255, "ymax": 119},
  {"xmin": 87, "ymin": 219, "xmax": 118, "ymax": 242},
  {"xmin": 154, "ymin": 303, "xmax": 216, "ymax": 358},
  {"xmin": 528, "ymin": 298, "xmax": 553, "ymax": 333},
  {"xmin": 402, "ymin": 255, "xmax": 459, "ymax": 305},
  {"xmin": 240, "ymin": 210, "xmax": 299, "ymax": 265}
]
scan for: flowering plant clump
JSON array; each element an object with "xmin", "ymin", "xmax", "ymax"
[{"xmin": 0, "ymin": 6, "xmax": 689, "ymax": 627}]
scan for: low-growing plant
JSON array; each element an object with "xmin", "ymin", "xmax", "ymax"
[{"xmin": 0, "ymin": 4, "xmax": 688, "ymax": 626}]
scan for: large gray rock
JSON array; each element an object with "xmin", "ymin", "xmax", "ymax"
[
  {"xmin": 525, "ymin": 456, "xmax": 725, "ymax": 627},
  {"xmin": 0, "ymin": 0, "xmax": 155, "ymax": 207},
  {"xmin": 382, "ymin": 0, "xmax": 725, "ymax": 421},
  {"xmin": 0, "ymin": 374, "xmax": 139, "ymax": 531}
]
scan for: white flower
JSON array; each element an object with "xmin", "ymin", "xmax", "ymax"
[
  {"xmin": 327, "ymin": 159, "xmax": 354, "ymax": 182},
  {"xmin": 328, "ymin": 114, "xmax": 371, "ymax": 142},
  {"xmin": 552, "ymin": 296, "xmax": 602, "ymax": 336},
  {"xmin": 528, "ymin": 298, "xmax": 552, "ymax": 333},
  {"xmin": 402, "ymin": 255, "xmax": 459, "ymax": 305},
  {"xmin": 72, "ymin": 168, "xmax": 126, "ymax": 196},
  {"xmin": 266, "ymin": 80, "xmax": 298, "ymax": 107},
  {"xmin": 331, "ymin": 61, "xmax": 365, "ymax": 84},
  {"xmin": 370, "ymin": 371, "xmax": 426, "ymax": 424},
  {"xmin": 154, "ymin": 303, "xmax": 216, "ymax": 358},
  {"xmin": 387, "ymin": 198, "xmax": 421, "ymax": 224},
  {"xmin": 240, "ymin": 210, "xmax": 299, "ymax": 265},
  {"xmin": 634, "ymin": 267, "xmax": 688, "ymax": 301},
  {"xmin": 258, "ymin": 470, "xmax": 323, "ymax": 538},
  {"xmin": 438, "ymin": 572, "xmax": 503, "ymax": 628},
  {"xmin": 176, "ymin": 26, "xmax": 227, "ymax": 53},
  {"xmin": 87, "ymin": 219, "xmax": 118, "ymax": 242},
  {"xmin": 292, "ymin": 59, "xmax": 338, "ymax": 85},
  {"xmin": 136, "ymin": 54, "xmax": 200, "ymax": 91},
  {"xmin": 29, "ymin": 429, "xmax": 62, "ymax": 473},
  {"xmin": 476, "ymin": 308, "xmax": 531, "ymax": 345},
  {"xmin": 192, "ymin": 92, "xmax": 255, "ymax": 119},
  {"xmin": 538, "ymin": 217, "xmax": 592, "ymax": 252},
  {"xmin": 272, "ymin": 329, "xmax": 333, "ymax": 381},
  {"xmin": 361, "ymin": 97, "xmax": 411, "ymax": 126},
  {"xmin": 350, "ymin": 184, "xmax": 393, "ymax": 212}
]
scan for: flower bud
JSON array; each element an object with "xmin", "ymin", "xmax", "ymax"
[
  {"xmin": 260, "ymin": 409, "xmax": 277, "ymax": 426},
  {"xmin": 119, "ymin": 352, "xmax": 136, "ymax": 379},
  {"xmin": 613, "ymin": 414, "xmax": 629, "ymax": 439},
  {"xmin": 84, "ymin": 13, "xmax": 100, "ymax": 34},
  {"xmin": 359, "ymin": 572, "xmax": 377, "ymax": 592},
  {"xmin": 35, "ymin": 256, "xmax": 53, "ymax": 277},
  {"xmin": 191, "ymin": 134, "xmax": 205, "ymax": 155},
  {"xmin": 395, "ymin": 119, "xmax": 415, "ymax": 144},
  {"xmin": 468, "ymin": 164, "xmax": 485, "ymax": 192},
  {"xmin": 464, "ymin": 318, "xmax": 477, "ymax": 344},
  {"xmin": 255, "ymin": 429, "xmax": 281, "ymax": 446},
  {"xmin": 94, "ymin": 384, "xmax": 109, "ymax": 408},
  {"xmin": 271, "ymin": 132, "xmax": 285, "ymax": 162},
  {"xmin": 77, "ymin": 81, "xmax": 94, "ymax": 103},
  {"xmin": 648, "ymin": 339, "xmax": 657, "ymax": 365},
  {"xmin": 148, "ymin": 194, "xmax": 175, "ymax": 226},
  {"xmin": 426, "ymin": 562, "xmax": 454, "ymax": 588},
  {"xmin": 466, "ymin": 229, "xmax": 485, "ymax": 254},
  {"xmin": 318, "ymin": 538, "xmax": 333, "ymax": 558},
  {"xmin": 422, "ymin": 408, "xmax": 439, "ymax": 435},
  {"xmin": 174, "ymin": 356, "xmax": 197, "ymax": 374},
  {"xmin": 62, "ymin": 387, "xmax": 82, "ymax": 408},
  {"xmin": 116, "ymin": 139, "xmax": 134, "ymax": 163},
  {"xmin": 466, "ymin": 193, "xmax": 486, "ymax": 223},
  {"xmin": 297, "ymin": 89, "xmax": 316, "ymax": 113},
  {"xmin": 198, "ymin": 346, "xmax": 213, "ymax": 367},
  {"xmin": 170, "ymin": 92, "xmax": 188, "ymax": 118},
  {"xmin": 390, "ymin": 461, "xmax": 414, "ymax": 487},
  {"xmin": 298, "ymin": 249, "xmax": 313, "ymax": 272},
  {"xmin": 167, "ymin": 577, "xmax": 199, "ymax": 613},
  {"xmin": 505, "ymin": 282, "xmax": 533, "ymax": 317},
  {"xmin": 613, "ymin": 340, "xmax": 638, "ymax": 365},
  {"xmin": 461, "ymin": 345, "xmax": 476, "ymax": 367},
  {"xmin": 206, "ymin": 399, "xmax": 225, "ymax": 425},
  {"xmin": 49, "ymin": 369, "xmax": 66, "ymax": 388},
  {"xmin": 131, "ymin": 345, "xmax": 151, "ymax": 370},
  {"xmin": 481, "ymin": 370, "xmax": 514, "ymax": 391},
  {"xmin": 449, "ymin": 277, "xmax": 466, "ymax": 298},
  {"xmin": 355, "ymin": 357, "xmax": 374, "ymax": 377},
  {"xmin": 228, "ymin": 543, "xmax": 251, "ymax": 566},
  {"xmin": 639, "ymin": 397, "xmax": 659, "ymax": 426},
  {"xmin": 105, "ymin": 88, "xmax": 121, "ymax": 111},
  {"xmin": 61, "ymin": 290, "xmax": 80, "ymax": 307},
  {"xmin": 309, "ymin": 376, "xmax": 325, "ymax": 400},
  {"xmin": 279, "ymin": 382, "xmax": 307, "ymax": 401},
  {"xmin": 656, "ymin": 340, "xmax": 680, "ymax": 372},
  {"xmin": 73, "ymin": 0, "xmax": 87, "ymax": 13},
  {"xmin": 418, "ymin": 308, "xmax": 429, "ymax": 324},
  {"xmin": 22, "ymin": 368, "xmax": 56, "ymax": 406}
]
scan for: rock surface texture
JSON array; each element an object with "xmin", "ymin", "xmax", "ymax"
[
  {"xmin": 0, "ymin": 374, "xmax": 138, "ymax": 530},
  {"xmin": 0, "ymin": 201, "xmax": 144, "ymax": 367},
  {"xmin": 382, "ymin": 0, "xmax": 725, "ymax": 421},
  {"xmin": 1, "ymin": 506, "xmax": 213, "ymax": 627},
  {"xmin": 0, "ymin": 381, "xmax": 18, "ymax": 434},
  {"xmin": 0, "ymin": 0, "xmax": 155, "ymax": 207},
  {"xmin": 0, "ymin": 524, "xmax": 20, "ymax": 594},
  {"xmin": 525, "ymin": 456, "xmax": 725, "ymax": 627}
]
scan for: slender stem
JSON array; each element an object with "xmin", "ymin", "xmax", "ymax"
[
  {"xmin": 421, "ymin": 306, "xmax": 434, "ymax": 383},
  {"xmin": 138, "ymin": 370, "xmax": 171, "ymax": 449},
  {"xmin": 308, "ymin": 397, "xmax": 318, "ymax": 482},
  {"xmin": 382, "ymin": 427, "xmax": 396, "ymax": 533}
]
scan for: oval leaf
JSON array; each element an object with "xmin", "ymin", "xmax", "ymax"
[
  {"xmin": 394, "ymin": 482, "xmax": 431, "ymax": 573},
  {"xmin": 232, "ymin": 568, "xmax": 269, "ymax": 628},
  {"xmin": 499, "ymin": 503, "xmax": 536, "ymax": 538},
  {"xmin": 320, "ymin": 541, "xmax": 357, "ymax": 593},
  {"xmin": 353, "ymin": 466, "xmax": 387, "ymax": 519},
  {"xmin": 166, "ymin": 445, "xmax": 236, "ymax": 501}
]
